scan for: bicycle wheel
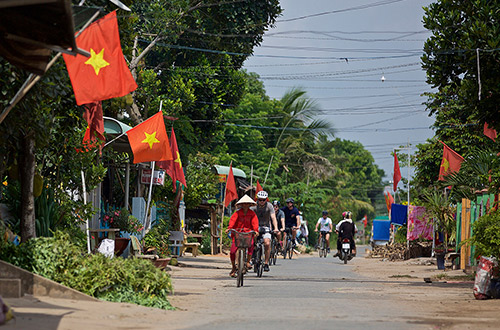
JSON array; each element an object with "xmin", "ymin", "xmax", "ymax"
[
  {"xmin": 283, "ymin": 238, "xmax": 288, "ymax": 259},
  {"xmin": 253, "ymin": 246, "xmax": 260, "ymax": 273},
  {"xmin": 288, "ymin": 240, "xmax": 293, "ymax": 259},
  {"xmin": 272, "ymin": 242, "xmax": 278, "ymax": 265},
  {"xmin": 237, "ymin": 249, "xmax": 245, "ymax": 287},
  {"xmin": 318, "ymin": 237, "xmax": 324, "ymax": 257},
  {"xmin": 257, "ymin": 246, "xmax": 264, "ymax": 277}
]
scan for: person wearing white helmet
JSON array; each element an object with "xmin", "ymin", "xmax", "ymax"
[{"xmin": 251, "ymin": 190, "xmax": 279, "ymax": 272}]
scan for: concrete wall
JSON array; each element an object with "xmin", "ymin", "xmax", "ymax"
[{"xmin": 0, "ymin": 260, "xmax": 96, "ymax": 301}]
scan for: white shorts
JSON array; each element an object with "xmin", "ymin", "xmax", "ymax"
[{"xmin": 259, "ymin": 226, "xmax": 272, "ymax": 240}]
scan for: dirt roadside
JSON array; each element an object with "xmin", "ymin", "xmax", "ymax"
[
  {"xmin": 2, "ymin": 252, "xmax": 500, "ymax": 329},
  {"xmin": 352, "ymin": 254, "xmax": 500, "ymax": 329}
]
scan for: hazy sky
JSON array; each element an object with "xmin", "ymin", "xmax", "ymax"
[{"xmin": 243, "ymin": 0, "xmax": 436, "ymax": 182}]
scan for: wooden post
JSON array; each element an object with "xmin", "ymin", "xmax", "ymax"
[{"xmin": 460, "ymin": 198, "xmax": 471, "ymax": 270}]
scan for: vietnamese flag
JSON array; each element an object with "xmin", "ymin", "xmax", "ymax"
[
  {"xmin": 63, "ymin": 11, "xmax": 137, "ymax": 105},
  {"xmin": 126, "ymin": 112, "xmax": 173, "ymax": 164},
  {"xmin": 484, "ymin": 122, "xmax": 497, "ymax": 142},
  {"xmin": 255, "ymin": 180, "xmax": 263, "ymax": 200},
  {"xmin": 438, "ymin": 141, "xmax": 464, "ymax": 180},
  {"xmin": 224, "ymin": 164, "xmax": 238, "ymax": 207},
  {"xmin": 393, "ymin": 152, "xmax": 401, "ymax": 192},
  {"xmin": 384, "ymin": 191, "xmax": 394, "ymax": 213},
  {"xmin": 158, "ymin": 127, "xmax": 186, "ymax": 191}
]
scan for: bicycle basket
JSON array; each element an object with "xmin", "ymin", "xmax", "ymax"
[{"xmin": 233, "ymin": 231, "xmax": 253, "ymax": 248}]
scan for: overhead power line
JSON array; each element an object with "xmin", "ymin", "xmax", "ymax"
[{"xmin": 277, "ymin": 0, "xmax": 409, "ymax": 23}]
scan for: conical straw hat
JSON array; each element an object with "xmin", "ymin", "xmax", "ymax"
[{"xmin": 235, "ymin": 194, "xmax": 256, "ymax": 206}]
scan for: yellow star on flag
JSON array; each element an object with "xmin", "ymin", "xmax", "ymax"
[
  {"xmin": 174, "ymin": 151, "xmax": 182, "ymax": 168},
  {"xmin": 142, "ymin": 131, "xmax": 160, "ymax": 149},
  {"xmin": 441, "ymin": 158, "xmax": 449, "ymax": 173},
  {"xmin": 85, "ymin": 48, "xmax": 110, "ymax": 75}
]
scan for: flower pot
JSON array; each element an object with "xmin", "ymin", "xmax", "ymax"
[
  {"xmin": 152, "ymin": 258, "xmax": 171, "ymax": 269},
  {"xmin": 436, "ymin": 252, "xmax": 445, "ymax": 270},
  {"xmin": 114, "ymin": 237, "xmax": 130, "ymax": 256}
]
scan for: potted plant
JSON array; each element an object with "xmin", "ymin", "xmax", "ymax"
[
  {"xmin": 102, "ymin": 208, "xmax": 144, "ymax": 255},
  {"xmin": 422, "ymin": 190, "xmax": 456, "ymax": 269}
]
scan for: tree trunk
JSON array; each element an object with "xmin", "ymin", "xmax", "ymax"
[{"xmin": 19, "ymin": 132, "xmax": 36, "ymax": 242}]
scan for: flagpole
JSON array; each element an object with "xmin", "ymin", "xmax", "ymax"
[
  {"xmin": 142, "ymin": 102, "xmax": 164, "ymax": 234},
  {"xmin": 143, "ymin": 161, "xmax": 155, "ymax": 233},
  {"xmin": 219, "ymin": 161, "xmax": 233, "ymax": 254},
  {"xmin": 81, "ymin": 171, "xmax": 91, "ymax": 254}
]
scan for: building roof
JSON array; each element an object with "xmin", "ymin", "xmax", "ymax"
[
  {"xmin": 212, "ymin": 165, "xmax": 246, "ymax": 178},
  {"xmin": 0, "ymin": 1, "xmax": 96, "ymax": 75}
]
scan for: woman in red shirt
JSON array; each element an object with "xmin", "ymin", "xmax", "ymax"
[{"xmin": 227, "ymin": 194, "xmax": 259, "ymax": 277}]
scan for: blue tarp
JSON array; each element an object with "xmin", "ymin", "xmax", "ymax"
[
  {"xmin": 372, "ymin": 220, "xmax": 391, "ymax": 241},
  {"xmin": 391, "ymin": 203, "xmax": 407, "ymax": 226}
]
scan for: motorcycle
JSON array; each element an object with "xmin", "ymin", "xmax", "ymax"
[{"xmin": 339, "ymin": 238, "xmax": 353, "ymax": 264}]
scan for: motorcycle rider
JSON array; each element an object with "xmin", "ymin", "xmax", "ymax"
[
  {"xmin": 334, "ymin": 211, "xmax": 357, "ymax": 257},
  {"xmin": 251, "ymin": 190, "xmax": 279, "ymax": 272}
]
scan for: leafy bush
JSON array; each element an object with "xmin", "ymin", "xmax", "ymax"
[
  {"xmin": 465, "ymin": 209, "xmax": 500, "ymax": 259},
  {"xmin": 0, "ymin": 230, "xmax": 173, "ymax": 310}
]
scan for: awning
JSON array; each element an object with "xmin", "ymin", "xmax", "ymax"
[
  {"xmin": 104, "ymin": 116, "xmax": 132, "ymax": 154},
  {"xmin": 0, "ymin": 0, "xmax": 91, "ymax": 75},
  {"xmin": 212, "ymin": 165, "xmax": 246, "ymax": 178}
]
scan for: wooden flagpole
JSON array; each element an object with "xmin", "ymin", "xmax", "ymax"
[{"xmin": 219, "ymin": 161, "xmax": 232, "ymax": 254}]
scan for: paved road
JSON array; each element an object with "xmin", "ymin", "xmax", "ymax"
[{"xmin": 172, "ymin": 249, "xmax": 430, "ymax": 330}]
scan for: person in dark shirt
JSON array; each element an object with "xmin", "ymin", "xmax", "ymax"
[{"xmin": 281, "ymin": 197, "xmax": 300, "ymax": 247}]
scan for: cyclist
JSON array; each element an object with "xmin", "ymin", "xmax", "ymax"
[
  {"xmin": 333, "ymin": 211, "xmax": 357, "ymax": 257},
  {"xmin": 281, "ymin": 197, "xmax": 300, "ymax": 248},
  {"xmin": 272, "ymin": 200, "xmax": 286, "ymax": 249},
  {"xmin": 227, "ymin": 194, "xmax": 259, "ymax": 278},
  {"xmin": 314, "ymin": 210, "xmax": 332, "ymax": 252},
  {"xmin": 251, "ymin": 190, "xmax": 279, "ymax": 272}
]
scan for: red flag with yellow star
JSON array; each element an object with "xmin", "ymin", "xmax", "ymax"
[
  {"xmin": 126, "ymin": 112, "xmax": 173, "ymax": 164},
  {"xmin": 438, "ymin": 141, "xmax": 464, "ymax": 180},
  {"xmin": 63, "ymin": 11, "xmax": 137, "ymax": 105},
  {"xmin": 158, "ymin": 127, "xmax": 186, "ymax": 191}
]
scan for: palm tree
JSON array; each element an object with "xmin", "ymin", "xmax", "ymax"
[
  {"xmin": 421, "ymin": 189, "xmax": 456, "ymax": 251},
  {"xmin": 274, "ymin": 88, "xmax": 337, "ymax": 182}
]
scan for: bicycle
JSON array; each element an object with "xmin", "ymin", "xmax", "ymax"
[
  {"xmin": 282, "ymin": 227, "xmax": 295, "ymax": 259},
  {"xmin": 270, "ymin": 231, "xmax": 279, "ymax": 266},
  {"xmin": 252, "ymin": 229, "xmax": 267, "ymax": 277},
  {"xmin": 229, "ymin": 229, "xmax": 256, "ymax": 287},
  {"xmin": 318, "ymin": 231, "xmax": 329, "ymax": 258}
]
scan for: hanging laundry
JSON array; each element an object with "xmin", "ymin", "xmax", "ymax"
[
  {"xmin": 407, "ymin": 205, "xmax": 433, "ymax": 241},
  {"xmin": 390, "ymin": 203, "xmax": 407, "ymax": 226}
]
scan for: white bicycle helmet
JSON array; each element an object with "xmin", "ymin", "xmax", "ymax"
[{"xmin": 256, "ymin": 190, "xmax": 268, "ymax": 199}]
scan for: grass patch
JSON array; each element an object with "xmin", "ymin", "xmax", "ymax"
[
  {"xmin": 389, "ymin": 274, "xmax": 418, "ymax": 278},
  {"xmin": 432, "ymin": 273, "xmax": 475, "ymax": 281}
]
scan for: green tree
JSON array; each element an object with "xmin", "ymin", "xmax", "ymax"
[{"xmin": 422, "ymin": 0, "xmax": 500, "ymax": 129}]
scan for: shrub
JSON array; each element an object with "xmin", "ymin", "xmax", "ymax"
[
  {"xmin": 0, "ymin": 230, "xmax": 173, "ymax": 310},
  {"xmin": 465, "ymin": 209, "xmax": 500, "ymax": 259}
]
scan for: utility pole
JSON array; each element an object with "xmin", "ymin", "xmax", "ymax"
[{"xmin": 394, "ymin": 141, "xmax": 411, "ymax": 249}]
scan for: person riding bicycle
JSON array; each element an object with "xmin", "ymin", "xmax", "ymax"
[
  {"xmin": 333, "ymin": 211, "xmax": 357, "ymax": 257},
  {"xmin": 314, "ymin": 210, "xmax": 332, "ymax": 252},
  {"xmin": 250, "ymin": 190, "xmax": 279, "ymax": 272},
  {"xmin": 272, "ymin": 200, "xmax": 286, "ymax": 249},
  {"xmin": 227, "ymin": 195, "xmax": 259, "ymax": 278},
  {"xmin": 281, "ymin": 197, "xmax": 300, "ymax": 248}
]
